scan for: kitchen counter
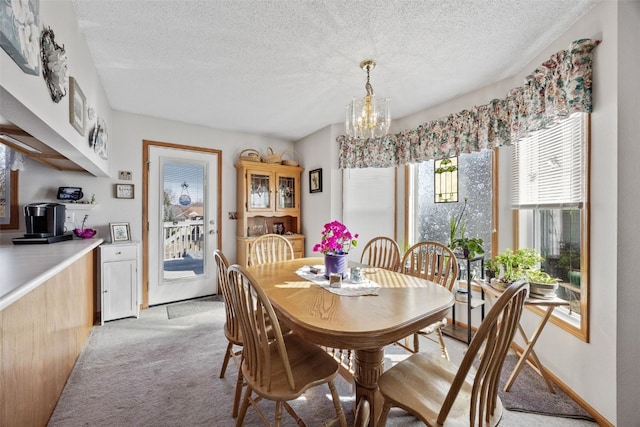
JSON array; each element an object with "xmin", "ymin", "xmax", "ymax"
[{"xmin": 0, "ymin": 237, "xmax": 103, "ymax": 311}]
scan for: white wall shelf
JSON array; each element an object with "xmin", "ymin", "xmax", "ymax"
[{"xmin": 62, "ymin": 203, "xmax": 98, "ymax": 210}]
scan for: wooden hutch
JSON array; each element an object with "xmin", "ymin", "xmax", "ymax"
[{"xmin": 235, "ymin": 160, "xmax": 305, "ymax": 266}]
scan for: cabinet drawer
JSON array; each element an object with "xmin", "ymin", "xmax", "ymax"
[
  {"xmin": 288, "ymin": 238, "xmax": 304, "ymax": 251},
  {"xmin": 101, "ymin": 244, "xmax": 137, "ymax": 262}
]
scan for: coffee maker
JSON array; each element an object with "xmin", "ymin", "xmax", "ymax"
[{"xmin": 13, "ymin": 202, "xmax": 73, "ymax": 244}]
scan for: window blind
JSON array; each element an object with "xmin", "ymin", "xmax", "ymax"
[
  {"xmin": 512, "ymin": 113, "xmax": 587, "ymax": 209},
  {"xmin": 343, "ymin": 167, "xmax": 395, "ymax": 262}
]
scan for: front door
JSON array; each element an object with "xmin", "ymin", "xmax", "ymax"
[{"xmin": 144, "ymin": 141, "xmax": 221, "ymax": 306}]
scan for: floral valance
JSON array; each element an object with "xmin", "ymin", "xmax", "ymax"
[{"xmin": 338, "ymin": 38, "xmax": 601, "ymax": 169}]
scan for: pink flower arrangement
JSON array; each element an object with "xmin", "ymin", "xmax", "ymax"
[{"xmin": 313, "ymin": 220, "xmax": 358, "ymax": 255}]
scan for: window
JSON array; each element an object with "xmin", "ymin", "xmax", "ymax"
[
  {"xmin": 513, "ymin": 112, "xmax": 589, "ymax": 340},
  {"xmin": 408, "ymin": 150, "xmax": 493, "ymax": 257},
  {"xmin": 0, "ymin": 143, "xmax": 19, "ymax": 230},
  {"xmin": 434, "ymin": 157, "xmax": 458, "ymax": 203},
  {"xmin": 343, "ymin": 167, "xmax": 396, "ymax": 262}
]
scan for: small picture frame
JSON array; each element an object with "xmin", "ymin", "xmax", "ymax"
[
  {"xmin": 69, "ymin": 77, "xmax": 86, "ymax": 135},
  {"xmin": 110, "ymin": 222, "xmax": 131, "ymax": 243},
  {"xmin": 309, "ymin": 168, "xmax": 322, "ymax": 193},
  {"xmin": 115, "ymin": 183, "xmax": 134, "ymax": 199}
]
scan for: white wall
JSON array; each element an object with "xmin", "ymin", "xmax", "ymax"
[
  {"xmin": 297, "ymin": 124, "xmax": 344, "ymax": 256},
  {"xmin": 616, "ymin": 1, "xmax": 640, "ymax": 425}
]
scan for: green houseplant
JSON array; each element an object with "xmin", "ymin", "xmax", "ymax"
[
  {"xmin": 450, "ymin": 236, "xmax": 485, "ymax": 259},
  {"xmin": 490, "ymin": 248, "xmax": 558, "ymax": 298},
  {"xmin": 448, "ymin": 198, "xmax": 484, "ymax": 259},
  {"xmin": 485, "ymin": 258, "xmax": 499, "ymax": 280},
  {"xmin": 558, "ymin": 243, "xmax": 581, "ymax": 287}
]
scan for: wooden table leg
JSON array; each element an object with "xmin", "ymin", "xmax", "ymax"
[
  {"xmin": 354, "ymin": 348, "xmax": 384, "ymax": 427},
  {"xmin": 505, "ymin": 307, "xmax": 556, "ymax": 393}
]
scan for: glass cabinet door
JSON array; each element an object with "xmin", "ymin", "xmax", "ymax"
[
  {"xmin": 248, "ymin": 172, "xmax": 271, "ymax": 210},
  {"xmin": 277, "ymin": 174, "xmax": 297, "ymax": 210}
]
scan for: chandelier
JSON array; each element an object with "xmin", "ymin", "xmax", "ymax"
[{"xmin": 345, "ymin": 59, "xmax": 390, "ymax": 139}]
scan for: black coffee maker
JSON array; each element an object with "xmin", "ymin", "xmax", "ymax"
[{"xmin": 13, "ymin": 202, "xmax": 72, "ymax": 244}]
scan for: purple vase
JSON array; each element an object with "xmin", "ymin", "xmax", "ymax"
[{"xmin": 324, "ymin": 253, "xmax": 349, "ymax": 279}]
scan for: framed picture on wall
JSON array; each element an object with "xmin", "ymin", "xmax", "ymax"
[
  {"xmin": 110, "ymin": 222, "xmax": 131, "ymax": 243},
  {"xmin": 115, "ymin": 184, "xmax": 134, "ymax": 199},
  {"xmin": 309, "ymin": 168, "xmax": 322, "ymax": 193},
  {"xmin": 69, "ymin": 77, "xmax": 86, "ymax": 135},
  {"xmin": 0, "ymin": 0, "xmax": 40, "ymax": 75}
]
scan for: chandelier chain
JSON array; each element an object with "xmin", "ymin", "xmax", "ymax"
[{"xmin": 365, "ymin": 64, "xmax": 373, "ymax": 97}]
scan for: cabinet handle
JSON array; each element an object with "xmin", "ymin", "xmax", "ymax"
[{"xmin": 115, "ymin": 251, "xmax": 122, "ymax": 255}]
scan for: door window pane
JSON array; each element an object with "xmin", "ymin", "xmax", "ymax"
[{"xmin": 162, "ymin": 161, "xmax": 206, "ymax": 281}]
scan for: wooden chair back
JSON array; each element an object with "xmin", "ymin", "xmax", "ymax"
[
  {"xmin": 214, "ymin": 249, "xmax": 241, "ymax": 344},
  {"xmin": 249, "ymin": 233, "xmax": 294, "ymax": 266},
  {"xmin": 360, "ymin": 236, "xmax": 401, "ymax": 271},
  {"xmin": 227, "ymin": 264, "xmax": 295, "ymax": 391},
  {"xmin": 401, "ymin": 241, "xmax": 459, "ymax": 291},
  {"xmin": 438, "ymin": 280, "xmax": 529, "ymax": 424}
]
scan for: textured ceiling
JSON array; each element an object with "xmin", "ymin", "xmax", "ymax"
[{"xmin": 72, "ymin": 0, "xmax": 598, "ymax": 141}]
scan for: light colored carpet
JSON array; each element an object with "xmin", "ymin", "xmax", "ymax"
[
  {"xmin": 47, "ymin": 298, "xmax": 597, "ymax": 426},
  {"xmin": 165, "ymin": 295, "xmax": 220, "ymax": 319}
]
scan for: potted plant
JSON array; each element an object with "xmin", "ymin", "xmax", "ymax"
[
  {"xmin": 525, "ymin": 269, "xmax": 560, "ymax": 298},
  {"xmin": 558, "ymin": 243, "xmax": 581, "ymax": 287},
  {"xmin": 450, "ymin": 236, "xmax": 484, "ymax": 259},
  {"xmin": 313, "ymin": 220, "xmax": 358, "ymax": 278},
  {"xmin": 448, "ymin": 197, "xmax": 484, "ymax": 259},
  {"xmin": 485, "ymin": 258, "xmax": 499, "ymax": 280},
  {"xmin": 491, "ymin": 248, "xmax": 545, "ymax": 290}
]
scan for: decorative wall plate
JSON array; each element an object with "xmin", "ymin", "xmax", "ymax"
[{"xmin": 40, "ymin": 26, "xmax": 68, "ymax": 103}]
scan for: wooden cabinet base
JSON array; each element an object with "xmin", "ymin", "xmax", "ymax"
[{"xmin": 0, "ymin": 252, "xmax": 94, "ymax": 426}]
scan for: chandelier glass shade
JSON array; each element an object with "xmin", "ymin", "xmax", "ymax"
[{"xmin": 345, "ymin": 59, "xmax": 390, "ymax": 139}]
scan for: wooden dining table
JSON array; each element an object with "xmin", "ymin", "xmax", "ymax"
[{"xmin": 246, "ymin": 257, "xmax": 454, "ymax": 426}]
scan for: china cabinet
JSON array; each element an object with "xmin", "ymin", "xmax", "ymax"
[{"xmin": 235, "ymin": 160, "xmax": 305, "ymax": 266}]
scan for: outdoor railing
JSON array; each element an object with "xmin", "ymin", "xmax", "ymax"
[{"xmin": 163, "ymin": 220, "xmax": 204, "ymax": 260}]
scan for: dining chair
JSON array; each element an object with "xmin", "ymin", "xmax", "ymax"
[
  {"xmin": 227, "ymin": 264, "xmax": 347, "ymax": 427},
  {"xmin": 249, "ymin": 233, "xmax": 294, "ymax": 266},
  {"xmin": 359, "ymin": 236, "xmax": 401, "ymax": 272},
  {"xmin": 214, "ymin": 249, "xmax": 244, "ymax": 418},
  {"xmin": 377, "ymin": 280, "xmax": 529, "ymax": 426},
  {"xmin": 397, "ymin": 241, "xmax": 459, "ymax": 357}
]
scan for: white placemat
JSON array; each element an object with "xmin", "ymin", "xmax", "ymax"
[{"xmin": 296, "ymin": 265, "xmax": 379, "ymax": 296}]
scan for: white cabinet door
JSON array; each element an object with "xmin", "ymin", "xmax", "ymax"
[{"xmin": 100, "ymin": 244, "xmax": 139, "ymax": 324}]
